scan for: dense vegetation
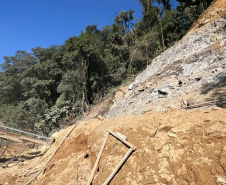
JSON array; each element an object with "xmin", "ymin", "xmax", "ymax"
[{"xmin": 0, "ymin": 0, "xmax": 213, "ymax": 135}]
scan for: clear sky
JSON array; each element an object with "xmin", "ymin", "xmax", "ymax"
[{"xmin": 0, "ymin": 0, "xmax": 178, "ymax": 67}]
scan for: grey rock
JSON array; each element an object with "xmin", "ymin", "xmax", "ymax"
[{"xmin": 107, "ymin": 17, "xmax": 226, "ymax": 118}]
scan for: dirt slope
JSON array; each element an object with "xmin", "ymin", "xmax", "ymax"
[
  {"xmin": 0, "ymin": 1, "xmax": 226, "ymax": 185},
  {"xmin": 1, "ymin": 108, "xmax": 226, "ymax": 185}
]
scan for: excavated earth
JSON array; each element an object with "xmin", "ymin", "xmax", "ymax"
[
  {"xmin": 0, "ymin": 0, "xmax": 226, "ymax": 184},
  {"xmin": 0, "ymin": 108, "xmax": 226, "ymax": 185}
]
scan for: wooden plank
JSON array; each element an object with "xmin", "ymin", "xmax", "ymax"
[
  {"xmin": 25, "ymin": 123, "xmax": 79, "ymax": 185},
  {"xmin": 87, "ymin": 132, "xmax": 109, "ymax": 185},
  {"xmin": 108, "ymin": 130, "xmax": 135, "ymax": 150},
  {"xmin": 22, "ymin": 153, "xmax": 51, "ymax": 177},
  {"xmin": 103, "ymin": 148, "xmax": 134, "ymax": 185},
  {"xmin": 86, "ymin": 130, "xmax": 136, "ymax": 185}
]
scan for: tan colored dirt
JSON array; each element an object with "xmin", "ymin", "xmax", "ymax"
[
  {"xmin": 188, "ymin": 0, "xmax": 226, "ymax": 34},
  {"xmin": 0, "ymin": 107, "xmax": 226, "ymax": 185}
]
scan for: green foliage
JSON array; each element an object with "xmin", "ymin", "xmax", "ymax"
[
  {"xmin": 176, "ymin": 0, "xmax": 213, "ymax": 30},
  {"xmin": 114, "ymin": 9, "xmax": 135, "ymax": 34},
  {"xmin": 0, "ymin": 0, "xmax": 213, "ymax": 135},
  {"xmin": 137, "ymin": 0, "xmax": 171, "ymax": 14}
]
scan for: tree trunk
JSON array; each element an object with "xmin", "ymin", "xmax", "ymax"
[
  {"xmin": 145, "ymin": 39, "xmax": 149, "ymax": 68},
  {"xmin": 81, "ymin": 56, "xmax": 89, "ymax": 115},
  {"xmin": 159, "ymin": 20, "xmax": 166, "ymax": 51}
]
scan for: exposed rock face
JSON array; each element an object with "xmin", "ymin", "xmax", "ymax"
[{"xmin": 107, "ymin": 1, "xmax": 226, "ymax": 117}]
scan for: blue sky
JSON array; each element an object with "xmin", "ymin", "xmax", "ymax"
[{"xmin": 0, "ymin": 0, "xmax": 178, "ymax": 67}]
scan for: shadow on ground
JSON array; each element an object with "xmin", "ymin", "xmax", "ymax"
[{"xmin": 201, "ymin": 72, "xmax": 226, "ymax": 108}]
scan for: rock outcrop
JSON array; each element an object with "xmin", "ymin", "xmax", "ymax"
[{"xmin": 107, "ymin": 0, "xmax": 226, "ymax": 117}]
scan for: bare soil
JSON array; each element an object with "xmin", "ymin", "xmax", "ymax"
[
  {"xmin": 0, "ymin": 108, "xmax": 226, "ymax": 185},
  {"xmin": 188, "ymin": 0, "xmax": 226, "ymax": 34}
]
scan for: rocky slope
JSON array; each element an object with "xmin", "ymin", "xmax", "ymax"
[{"xmin": 107, "ymin": 0, "xmax": 226, "ymax": 117}]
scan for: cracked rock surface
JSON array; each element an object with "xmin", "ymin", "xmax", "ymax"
[{"xmin": 107, "ymin": 1, "xmax": 226, "ymax": 117}]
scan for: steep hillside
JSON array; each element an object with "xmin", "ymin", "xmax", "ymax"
[
  {"xmin": 107, "ymin": 0, "xmax": 226, "ymax": 117},
  {"xmin": 0, "ymin": 1, "xmax": 226, "ymax": 185}
]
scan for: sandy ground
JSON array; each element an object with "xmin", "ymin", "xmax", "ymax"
[{"xmin": 0, "ymin": 107, "xmax": 226, "ymax": 185}]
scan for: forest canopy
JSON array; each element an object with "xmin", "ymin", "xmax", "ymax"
[{"xmin": 0, "ymin": 0, "xmax": 213, "ymax": 135}]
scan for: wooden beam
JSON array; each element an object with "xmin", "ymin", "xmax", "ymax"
[
  {"xmin": 25, "ymin": 123, "xmax": 79, "ymax": 185},
  {"xmin": 87, "ymin": 132, "xmax": 109, "ymax": 185},
  {"xmin": 103, "ymin": 148, "xmax": 134, "ymax": 185},
  {"xmin": 108, "ymin": 130, "xmax": 136, "ymax": 150},
  {"xmin": 86, "ymin": 130, "xmax": 136, "ymax": 185},
  {"xmin": 22, "ymin": 153, "xmax": 51, "ymax": 177}
]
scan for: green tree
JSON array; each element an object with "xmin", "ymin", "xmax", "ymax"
[
  {"xmin": 114, "ymin": 9, "xmax": 135, "ymax": 34},
  {"xmin": 137, "ymin": 0, "xmax": 171, "ymax": 14},
  {"xmin": 177, "ymin": 0, "xmax": 213, "ymax": 30}
]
